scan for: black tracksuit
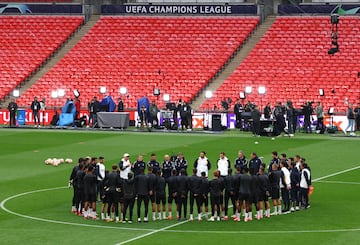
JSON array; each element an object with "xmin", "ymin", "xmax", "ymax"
[
  {"xmin": 238, "ymin": 174, "xmax": 252, "ymax": 202},
  {"xmin": 132, "ymin": 160, "xmax": 146, "ymax": 177},
  {"xmin": 155, "ymin": 175, "xmax": 166, "ymax": 205},
  {"xmin": 290, "ymin": 168, "xmax": 300, "ymax": 206},
  {"xmin": 167, "ymin": 175, "xmax": 178, "ymax": 204},
  {"xmin": 162, "ymin": 160, "xmax": 173, "ymax": 180},
  {"xmin": 74, "ymin": 169, "xmax": 85, "ymax": 212},
  {"xmin": 199, "ymin": 177, "xmax": 210, "ymax": 207},
  {"xmin": 188, "ymin": 174, "xmax": 202, "ymax": 215},
  {"xmin": 148, "ymin": 160, "xmax": 161, "ymax": 174},
  {"xmin": 257, "ymin": 173, "xmax": 270, "ymax": 202},
  {"xmin": 84, "ymin": 173, "xmax": 97, "ymax": 203},
  {"xmin": 209, "ymin": 178, "xmax": 223, "ymax": 216},
  {"xmin": 269, "ymin": 170, "xmax": 282, "ymax": 199},
  {"xmin": 122, "ymin": 178, "xmax": 135, "ymax": 221},
  {"xmin": 106, "ymin": 171, "xmax": 122, "ymax": 217},
  {"xmin": 224, "ymin": 174, "xmax": 236, "ymax": 216},
  {"xmin": 249, "ymin": 157, "xmax": 262, "ymax": 175},
  {"xmin": 70, "ymin": 165, "xmax": 79, "ymax": 206},
  {"xmin": 147, "ymin": 172, "xmax": 157, "ymax": 203},
  {"xmin": 234, "ymin": 157, "xmax": 247, "ymax": 173},
  {"xmin": 135, "ymin": 173, "xmax": 149, "ymax": 219},
  {"xmin": 176, "ymin": 175, "xmax": 189, "ymax": 219}
]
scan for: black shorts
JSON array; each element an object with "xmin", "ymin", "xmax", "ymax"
[
  {"xmin": 250, "ymin": 194, "xmax": 258, "ymax": 204},
  {"xmin": 238, "ymin": 193, "xmax": 249, "ymax": 202},
  {"xmin": 200, "ymin": 194, "xmax": 209, "ymax": 206},
  {"xmin": 156, "ymin": 194, "xmax": 166, "ymax": 205},
  {"xmin": 168, "ymin": 192, "xmax": 177, "ymax": 203},
  {"xmin": 270, "ymin": 187, "xmax": 280, "ymax": 199},
  {"xmin": 260, "ymin": 191, "xmax": 269, "ymax": 202},
  {"xmin": 149, "ymin": 193, "xmax": 156, "ymax": 203},
  {"xmin": 85, "ymin": 193, "xmax": 97, "ymax": 203}
]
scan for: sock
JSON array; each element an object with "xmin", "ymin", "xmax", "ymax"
[
  {"xmin": 198, "ymin": 214, "xmax": 201, "ymax": 220},
  {"xmin": 190, "ymin": 214, "xmax": 193, "ymax": 220},
  {"xmin": 152, "ymin": 213, "xmax": 156, "ymax": 220},
  {"xmin": 222, "ymin": 211, "xmax": 225, "ymax": 217},
  {"xmin": 111, "ymin": 212, "xmax": 114, "ymax": 219},
  {"xmin": 267, "ymin": 209, "xmax": 270, "ymax": 215},
  {"xmin": 158, "ymin": 213, "xmax": 161, "ymax": 219},
  {"xmin": 163, "ymin": 212, "xmax": 166, "ymax": 219},
  {"xmin": 244, "ymin": 212, "xmax": 248, "ymax": 219},
  {"xmin": 278, "ymin": 205, "xmax": 282, "ymax": 214},
  {"xmin": 274, "ymin": 206, "xmax": 277, "ymax": 213},
  {"xmin": 236, "ymin": 212, "xmax": 240, "ymax": 219},
  {"xmin": 168, "ymin": 211, "xmax": 172, "ymax": 216},
  {"xmin": 101, "ymin": 213, "xmax": 105, "ymax": 220},
  {"xmin": 259, "ymin": 209, "xmax": 263, "ymax": 218},
  {"xmin": 248, "ymin": 212, "xmax": 252, "ymax": 219},
  {"xmin": 214, "ymin": 211, "xmax": 218, "ymax": 218},
  {"xmin": 176, "ymin": 211, "xmax": 179, "ymax": 217},
  {"xmin": 205, "ymin": 212, "xmax": 209, "ymax": 219},
  {"xmin": 120, "ymin": 213, "xmax": 123, "ymax": 220}
]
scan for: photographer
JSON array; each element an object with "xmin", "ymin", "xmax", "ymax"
[
  {"xmin": 7, "ymin": 99, "xmax": 18, "ymax": 127},
  {"xmin": 273, "ymin": 102, "xmax": 285, "ymax": 136},
  {"xmin": 302, "ymin": 102, "xmax": 313, "ymax": 133}
]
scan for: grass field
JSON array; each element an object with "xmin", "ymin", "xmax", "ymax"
[{"xmin": 0, "ymin": 129, "xmax": 359, "ymax": 245}]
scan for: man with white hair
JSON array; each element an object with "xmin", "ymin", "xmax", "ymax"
[
  {"xmin": 194, "ymin": 151, "xmax": 211, "ymax": 177},
  {"xmin": 119, "ymin": 153, "xmax": 131, "ymax": 180},
  {"xmin": 234, "ymin": 151, "xmax": 247, "ymax": 173}
]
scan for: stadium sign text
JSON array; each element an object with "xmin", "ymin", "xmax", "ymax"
[
  {"xmin": 102, "ymin": 4, "xmax": 257, "ymax": 15},
  {"xmin": 125, "ymin": 5, "xmax": 232, "ymax": 15}
]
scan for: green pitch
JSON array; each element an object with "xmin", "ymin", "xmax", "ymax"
[{"xmin": 0, "ymin": 129, "xmax": 359, "ymax": 245}]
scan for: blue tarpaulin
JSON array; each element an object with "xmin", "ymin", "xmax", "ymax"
[
  {"xmin": 57, "ymin": 100, "xmax": 76, "ymax": 126},
  {"xmin": 100, "ymin": 96, "xmax": 116, "ymax": 112}
]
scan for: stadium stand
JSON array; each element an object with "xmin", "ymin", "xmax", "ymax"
[
  {"xmin": 17, "ymin": 16, "xmax": 259, "ymax": 108},
  {"xmin": 0, "ymin": 15, "xmax": 84, "ymax": 101},
  {"xmin": 199, "ymin": 16, "xmax": 360, "ymax": 112}
]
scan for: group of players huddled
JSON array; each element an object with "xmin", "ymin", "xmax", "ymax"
[{"xmin": 68, "ymin": 151, "xmax": 312, "ymax": 223}]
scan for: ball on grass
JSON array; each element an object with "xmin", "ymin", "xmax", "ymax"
[
  {"xmin": 254, "ymin": 141, "xmax": 259, "ymax": 144},
  {"xmin": 271, "ymin": 137, "xmax": 275, "ymax": 140}
]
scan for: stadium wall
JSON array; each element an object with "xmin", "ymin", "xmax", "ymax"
[{"xmin": 0, "ymin": 109, "xmax": 349, "ymax": 130}]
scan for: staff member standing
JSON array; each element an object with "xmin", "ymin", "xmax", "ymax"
[
  {"xmin": 119, "ymin": 153, "xmax": 131, "ymax": 180},
  {"xmin": 132, "ymin": 154, "xmax": 146, "ymax": 177},
  {"xmin": 7, "ymin": 98, "xmax": 18, "ymax": 127},
  {"xmin": 194, "ymin": 151, "xmax": 211, "ymax": 178},
  {"xmin": 216, "ymin": 152, "xmax": 230, "ymax": 178},
  {"xmin": 31, "ymin": 96, "xmax": 41, "ymax": 127}
]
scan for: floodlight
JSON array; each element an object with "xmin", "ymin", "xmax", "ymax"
[
  {"xmin": 120, "ymin": 87, "xmax": 127, "ymax": 95},
  {"xmin": 51, "ymin": 90, "xmax": 58, "ymax": 99},
  {"xmin": 205, "ymin": 90, "xmax": 213, "ymax": 99},
  {"xmin": 154, "ymin": 88, "xmax": 160, "ymax": 96},
  {"xmin": 57, "ymin": 89, "xmax": 65, "ymax": 97},
  {"xmin": 73, "ymin": 89, "xmax": 80, "ymax": 98},
  {"xmin": 258, "ymin": 86, "xmax": 266, "ymax": 95},
  {"xmin": 245, "ymin": 86, "xmax": 252, "ymax": 94},
  {"xmin": 163, "ymin": 94, "xmax": 170, "ymax": 102},
  {"xmin": 12, "ymin": 89, "xmax": 20, "ymax": 98},
  {"xmin": 239, "ymin": 92, "xmax": 245, "ymax": 99},
  {"xmin": 100, "ymin": 86, "xmax": 107, "ymax": 94}
]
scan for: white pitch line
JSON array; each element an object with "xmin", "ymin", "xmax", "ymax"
[
  {"xmin": 1, "ymin": 164, "xmax": 360, "ymax": 245},
  {"xmin": 312, "ymin": 165, "xmax": 360, "ymax": 182},
  {"xmin": 0, "ymin": 186, "xmax": 155, "ymax": 233},
  {"xmin": 316, "ymin": 180, "xmax": 360, "ymax": 185},
  {"xmin": 115, "ymin": 219, "xmax": 190, "ymax": 245}
]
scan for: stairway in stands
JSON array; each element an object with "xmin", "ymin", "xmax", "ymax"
[
  {"xmin": 191, "ymin": 15, "xmax": 277, "ymax": 110},
  {"xmin": 2, "ymin": 15, "xmax": 100, "ymax": 107}
]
